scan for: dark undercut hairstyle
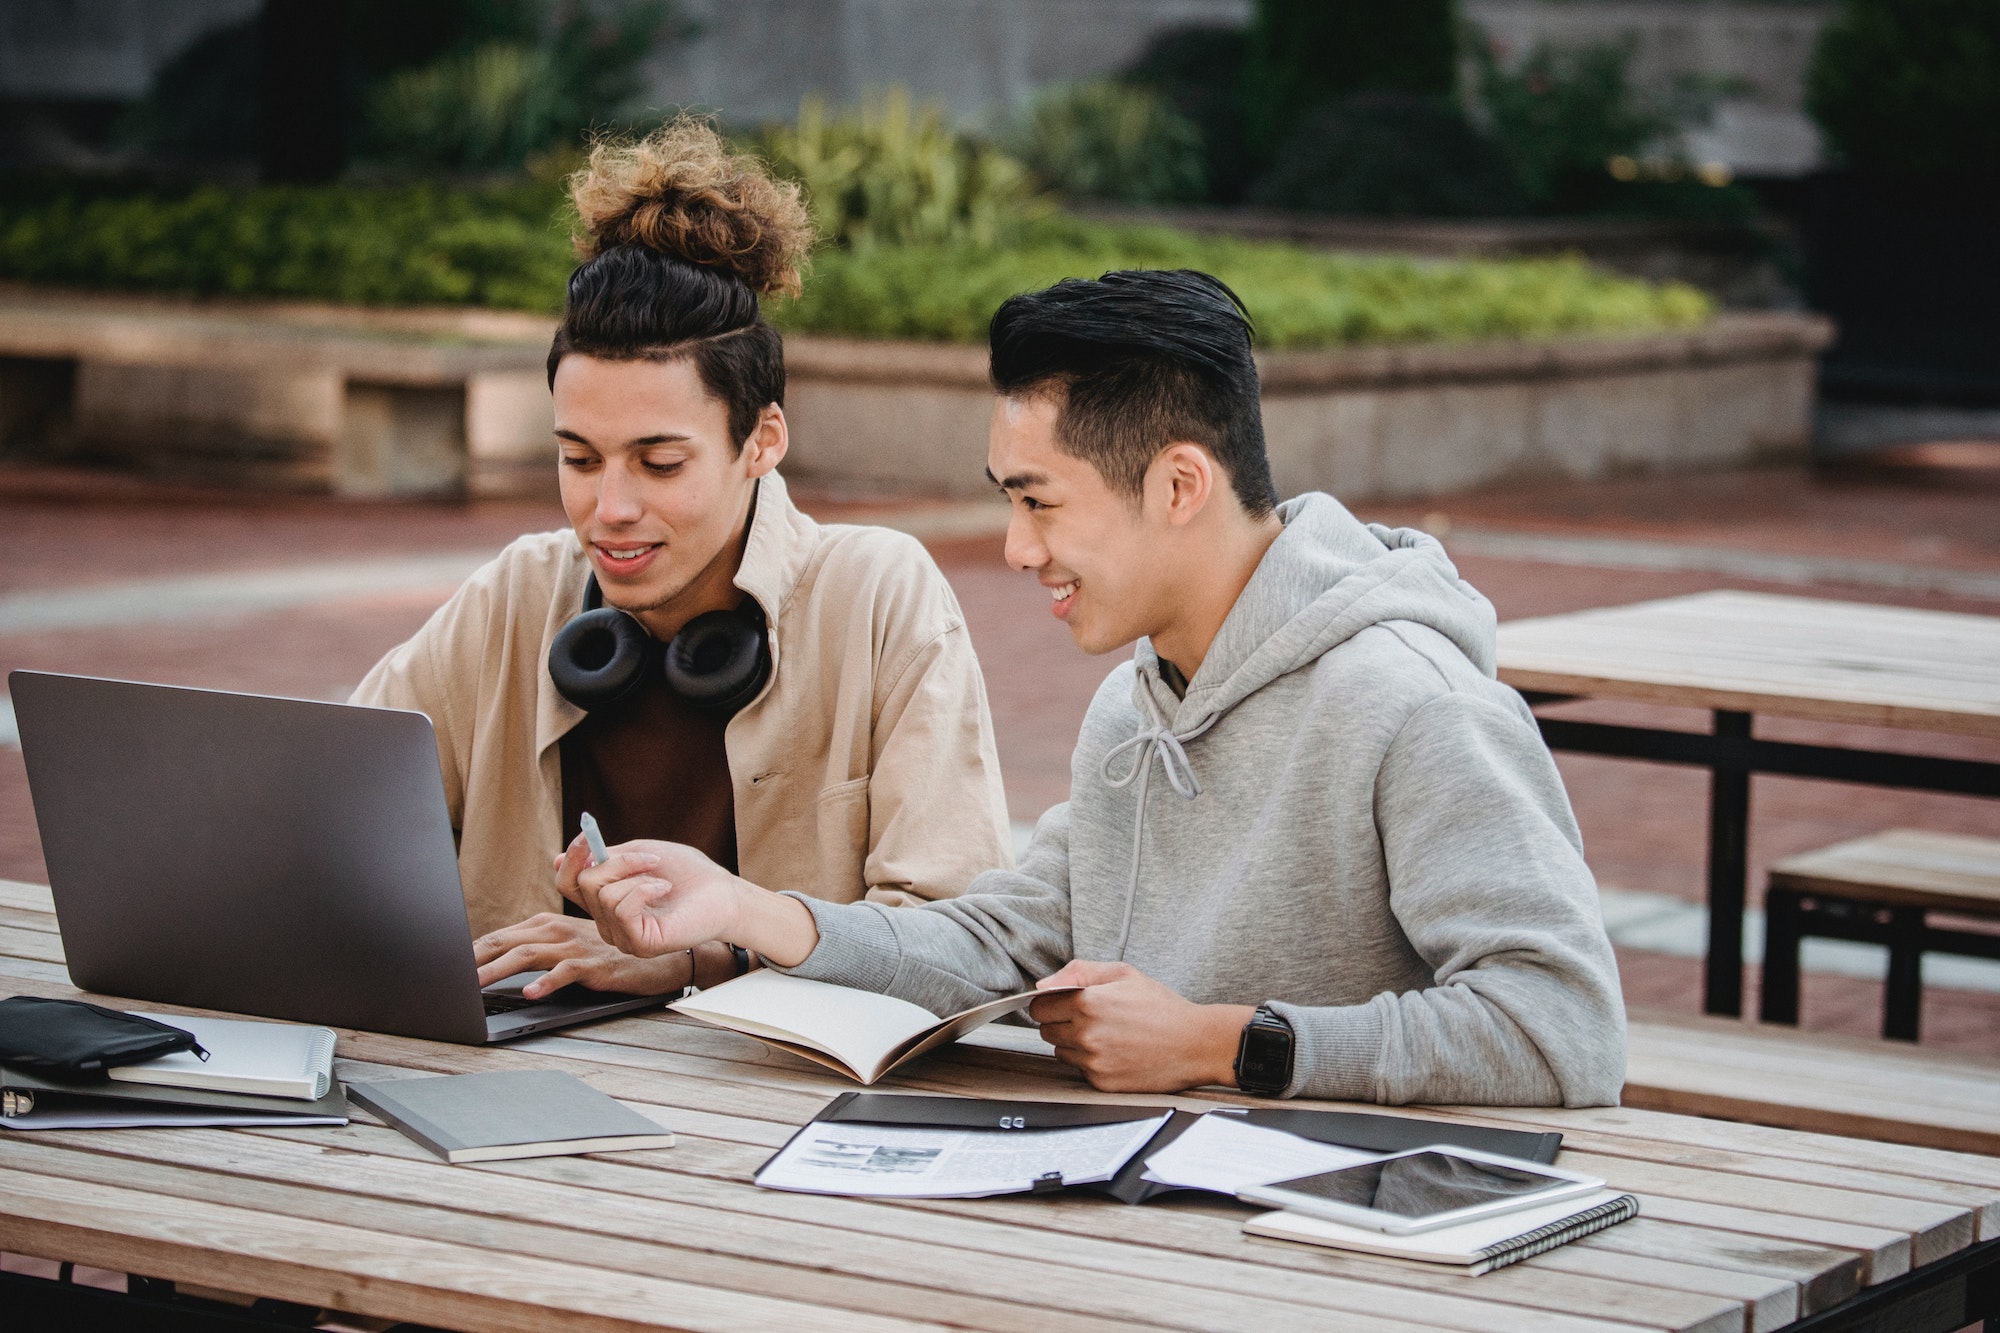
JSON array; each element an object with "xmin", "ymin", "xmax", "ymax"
[
  {"xmin": 987, "ymin": 269, "xmax": 1277, "ymax": 516},
  {"xmin": 550, "ymin": 248, "xmax": 783, "ymax": 449},
  {"xmin": 547, "ymin": 118, "xmax": 815, "ymax": 450}
]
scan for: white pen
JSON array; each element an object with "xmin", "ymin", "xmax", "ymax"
[{"xmin": 579, "ymin": 811, "xmax": 609, "ymax": 867}]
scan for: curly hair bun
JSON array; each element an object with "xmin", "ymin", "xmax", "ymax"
[{"xmin": 570, "ymin": 116, "xmax": 814, "ymax": 299}]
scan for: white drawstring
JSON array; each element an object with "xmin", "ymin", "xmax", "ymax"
[{"xmin": 1099, "ymin": 684, "xmax": 1215, "ymax": 958}]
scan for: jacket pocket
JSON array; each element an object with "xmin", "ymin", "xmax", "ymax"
[{"xmin": 813, "ymin": 775, "xmax": 872, "ymax": 903}]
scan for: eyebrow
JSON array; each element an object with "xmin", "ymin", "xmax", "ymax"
[
  {"xmin": 555, "ymin": 430, "xmax": 693, "ymax": 448},
  {"xmin": 986, "ymin": 466, "xmax": 1051, "ymax": 491}
]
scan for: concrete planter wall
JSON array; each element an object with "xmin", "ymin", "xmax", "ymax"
[
  {"xmin": 782, "ymin": 312, "xmax": 1833, "ymax": 501},
  {"xmin": 0, "ymin": 290, "xmax": 560, "ymax": 498},
  {"xmin": 0, "ymin": 288, "xmax": 1830, "ymax": 501}
]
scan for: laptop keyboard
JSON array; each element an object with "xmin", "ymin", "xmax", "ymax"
[{"xmin": 484, "ymin": 981, "xmax": 606, "ymax": 1014}]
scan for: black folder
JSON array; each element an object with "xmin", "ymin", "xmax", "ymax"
[{"xmin": 787, "ymin": 1093, "xmax": 1564, "ymax": 1204}]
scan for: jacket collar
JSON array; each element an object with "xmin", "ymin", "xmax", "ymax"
[{"xmin": 732, "ymin": 470, "xmax": 818, "ymax": 630}]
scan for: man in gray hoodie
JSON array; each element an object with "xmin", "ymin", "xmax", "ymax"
[{"xmin": 563, "ymin": 269, "xmax": 1627, "ymax": 1107}]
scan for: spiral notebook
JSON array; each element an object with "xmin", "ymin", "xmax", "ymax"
[{"xmin": 1245, "ymin": 1191, "xmax": 1639, "ymax": 1274}]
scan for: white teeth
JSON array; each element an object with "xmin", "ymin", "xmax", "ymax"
[
  {"xmin": 602, "ymin": 547, "xmax": 650, "ymax": 561},
  {"xmin": 1051, "ymin": 582, "xmax": 1076, "ymax": 602}
]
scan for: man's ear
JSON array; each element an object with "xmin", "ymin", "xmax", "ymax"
[
  {"xmin": 743, "ymin": 404, "xmax": 789, "ymax": 477},
  {"xmin": 1153, "ymin": 442, "xmax": 1215, "ymax": 528}
]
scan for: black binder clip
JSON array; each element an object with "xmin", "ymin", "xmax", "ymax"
[{"xmin": 1030, "ymin": 1171, "xmax": 1065, "ymax": 1194}]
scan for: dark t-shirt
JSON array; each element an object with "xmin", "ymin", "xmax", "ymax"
[{"xmin": 559, "ymin": 668, "xmax": 738, "ymax": 916}]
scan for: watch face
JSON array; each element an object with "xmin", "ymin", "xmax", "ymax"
[{"xmin": 1238, "ymin": 1022, "xmax": 1294, "ymax": 1092}]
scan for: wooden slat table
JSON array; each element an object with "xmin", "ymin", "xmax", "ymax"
[
  {"xmin": 3, "ymin": 881, "xmax": 1999, "ymax": 1333},
  {"xmin": 1495, "ymin": 590, "xmax": 2000, "ymax": 1017}
]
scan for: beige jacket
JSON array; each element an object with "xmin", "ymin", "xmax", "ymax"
[{"xmin": 353, "ymin": 472, "xmax": 1013, "ymax": 939}]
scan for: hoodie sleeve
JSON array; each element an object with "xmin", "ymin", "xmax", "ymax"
[
  {"xmin": 774, "ymin": 803, "xmax": 1077, "ymax": 1015},
  {"xmin": 1267, "ymin": 691, "xmax": 1627, "ymax": 1107}
]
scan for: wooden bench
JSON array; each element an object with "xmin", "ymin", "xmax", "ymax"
[
  {"xmin": 1625, "ymin": 1007, "xmax": 2000, "ymax": 1156},
  {"xmin": 0, "ymin": 287, "xmax": 555, "ymax": 498},
  {"xmin": 1758, "ymin": 829, "xmax": 2000, "ymax": 1041}
]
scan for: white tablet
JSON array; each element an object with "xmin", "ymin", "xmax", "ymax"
[{"xmin": 1236, "ymin": 1145, "xmax": 1605, "ymax": 1235}]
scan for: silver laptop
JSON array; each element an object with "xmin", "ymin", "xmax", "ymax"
[{"xmin": 9, "ymin": 670, "xmax": 671, "ymax": 1044}]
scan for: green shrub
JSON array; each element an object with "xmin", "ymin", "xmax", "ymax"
[
  {"xmin": 755, "ymin": 92, "xmax": 1047, "ymax": 251},
  {"xmin": 1470, "ymin": 39, "xmax": 1674, "ymax": 212},
  {"xmin": 1466, "ymin": 36, "xmax": 1753, "ymax": 221},
  {"xmin": 1808, "ymin": 0, "xmax": 2000, "ymax": 175},
  {"xmin": 1250, "ymin": 94, "xmax": 1523, "ymax": 217},
  {"xmin": 367, "ymin": 42, "xmax": 561, "ymax": 172},
  {"xmin": 1124, "ymin": 25, "xmax": 1257, "ymax": 204},
  {"xmin": 1243, "ymin": 0, "xmax": 1458, "ymax": 155},
  {"xmin": 1006, "ymin": 81, "xmax": 1206, "ymax": 204},
  {"xmin": 771, "ymin": 215, "xmax": 1713, "ymax": 347},
  {"xmin": 114, "ymin": 0, "xmax": 680, "ymax": 176},
  {"xmin": 361, "ymin": 1, "xmax": 678, "ymax": 172},
  {"xmin": 0, "ymin": 180, "xmax": 1711, "ymax": 347},
  {"xmin": 0, "ymin": 182, "xmax": 575, "ymax": 309}
]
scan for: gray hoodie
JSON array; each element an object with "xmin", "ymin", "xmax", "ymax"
[{"xmin": 781, "ymin": 492, "xmax": 1626, "ymax": 1106}]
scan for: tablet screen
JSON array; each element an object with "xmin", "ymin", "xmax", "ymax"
[{"xmin": 1271, "ymin": 1151, "xmax": 1570, "ymax": 1220}]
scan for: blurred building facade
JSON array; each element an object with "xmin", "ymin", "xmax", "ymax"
[
  {"xmin": 1, "ymin": 0, "xmax": 256, "ymax": 100},
  {"xmin": 0, "ymin": 0, "xmax": 256, "ymax": 167},
  {"xmin": 3, "ymin": 0, "xmax": 1833, "ymax": 177},
  {"xmin": 1468, "ymin": 1, "xmax": 1829, "ymax": 177}
]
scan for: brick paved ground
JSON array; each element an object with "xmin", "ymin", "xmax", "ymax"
[{"xmin": 3, "ymin": 461, "xmax": 1997, "ymax": 1055}]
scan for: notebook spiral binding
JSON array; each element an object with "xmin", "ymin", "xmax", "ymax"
[
  {"xmin": 1476, "ymin": 1195, "xmax": 1641, "ymax": 1272},
  {"xmin": 307, "ymin": 1029, "xmax": 337, "ymax": 1098}
]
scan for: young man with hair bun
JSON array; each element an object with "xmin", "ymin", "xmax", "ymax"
[
  {"xmin": 354, "ymin": 120, "xmax": 1012, "ymax": 999},
  {"xmin": 564, "ymin": 267, "xmax": 1628, "ymax": 1107}
]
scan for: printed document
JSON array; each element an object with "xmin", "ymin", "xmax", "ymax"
[
  {"xmin": 1142, "ymin": 1111, "xmax": 1378, "ymax": 1195},
  {"xmin": 758, "ymin": 1114, "xmax": 1171, "ymax": 1198}
]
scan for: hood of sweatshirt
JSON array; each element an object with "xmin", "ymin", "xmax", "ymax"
[
  {"xmin": 1134, "ymin": 491, "xmax": 1497, "ymax": 732},
  {"xmin": 1092, "ymin": 492, "xmax": 1499, "ymax": 958}
]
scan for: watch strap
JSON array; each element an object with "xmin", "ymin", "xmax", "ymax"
[{"xmin": 1234, "ymin": 1005, "xmax": 1295, "ymax": 1096}]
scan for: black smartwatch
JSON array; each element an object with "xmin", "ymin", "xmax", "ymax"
[{"xmin": 1233, "ymin": 1005, "xmax": 1295, "ymax": 1096}]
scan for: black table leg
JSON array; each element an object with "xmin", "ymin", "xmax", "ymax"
[
  {"xmin": 1760, "ymin": 887, "xmax": 1803, "ymax": 1025},
  {"xmin": 1885, "ymin": 906, "xmax": 1926, "ymax": 1041},
  {"xmin": 1527, "ymin": 704, "xmax": 1999, "ymax": 1022},
  {"xmin": 1705, "ymin": 710, "xmax": 1752, "ymax": 1017}
]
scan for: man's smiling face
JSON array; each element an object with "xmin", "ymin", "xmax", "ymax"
[
  {"xmin": 988, "ymin": 392, "xmax": 1171, "ymax": 656},
  {"xmin": 553, "ymin": 354, "xmax": 774, "ymax": 637}
]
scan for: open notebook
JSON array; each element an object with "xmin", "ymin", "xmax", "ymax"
[{"xmin": 670, "ymin": 970, "xmax": 1077, "ymax": 1084}]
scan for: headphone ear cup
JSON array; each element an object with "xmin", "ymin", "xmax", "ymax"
[
  {"xmin": 547, "ymin": 607, "xmax": 653, "ymax": 711},
  {"xmin": 664, "ymin": 609, "xmax": 770, "ymax": 715}
]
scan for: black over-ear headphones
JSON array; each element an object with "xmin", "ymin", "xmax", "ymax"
[{"xmin": 547, "ymin": 575, "xmax": 770, "ymax": 716}]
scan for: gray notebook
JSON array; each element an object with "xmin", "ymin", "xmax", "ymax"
[{"xmin": 343, "ymin": 1070, "xmax": 674, "ymax": 1163}]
